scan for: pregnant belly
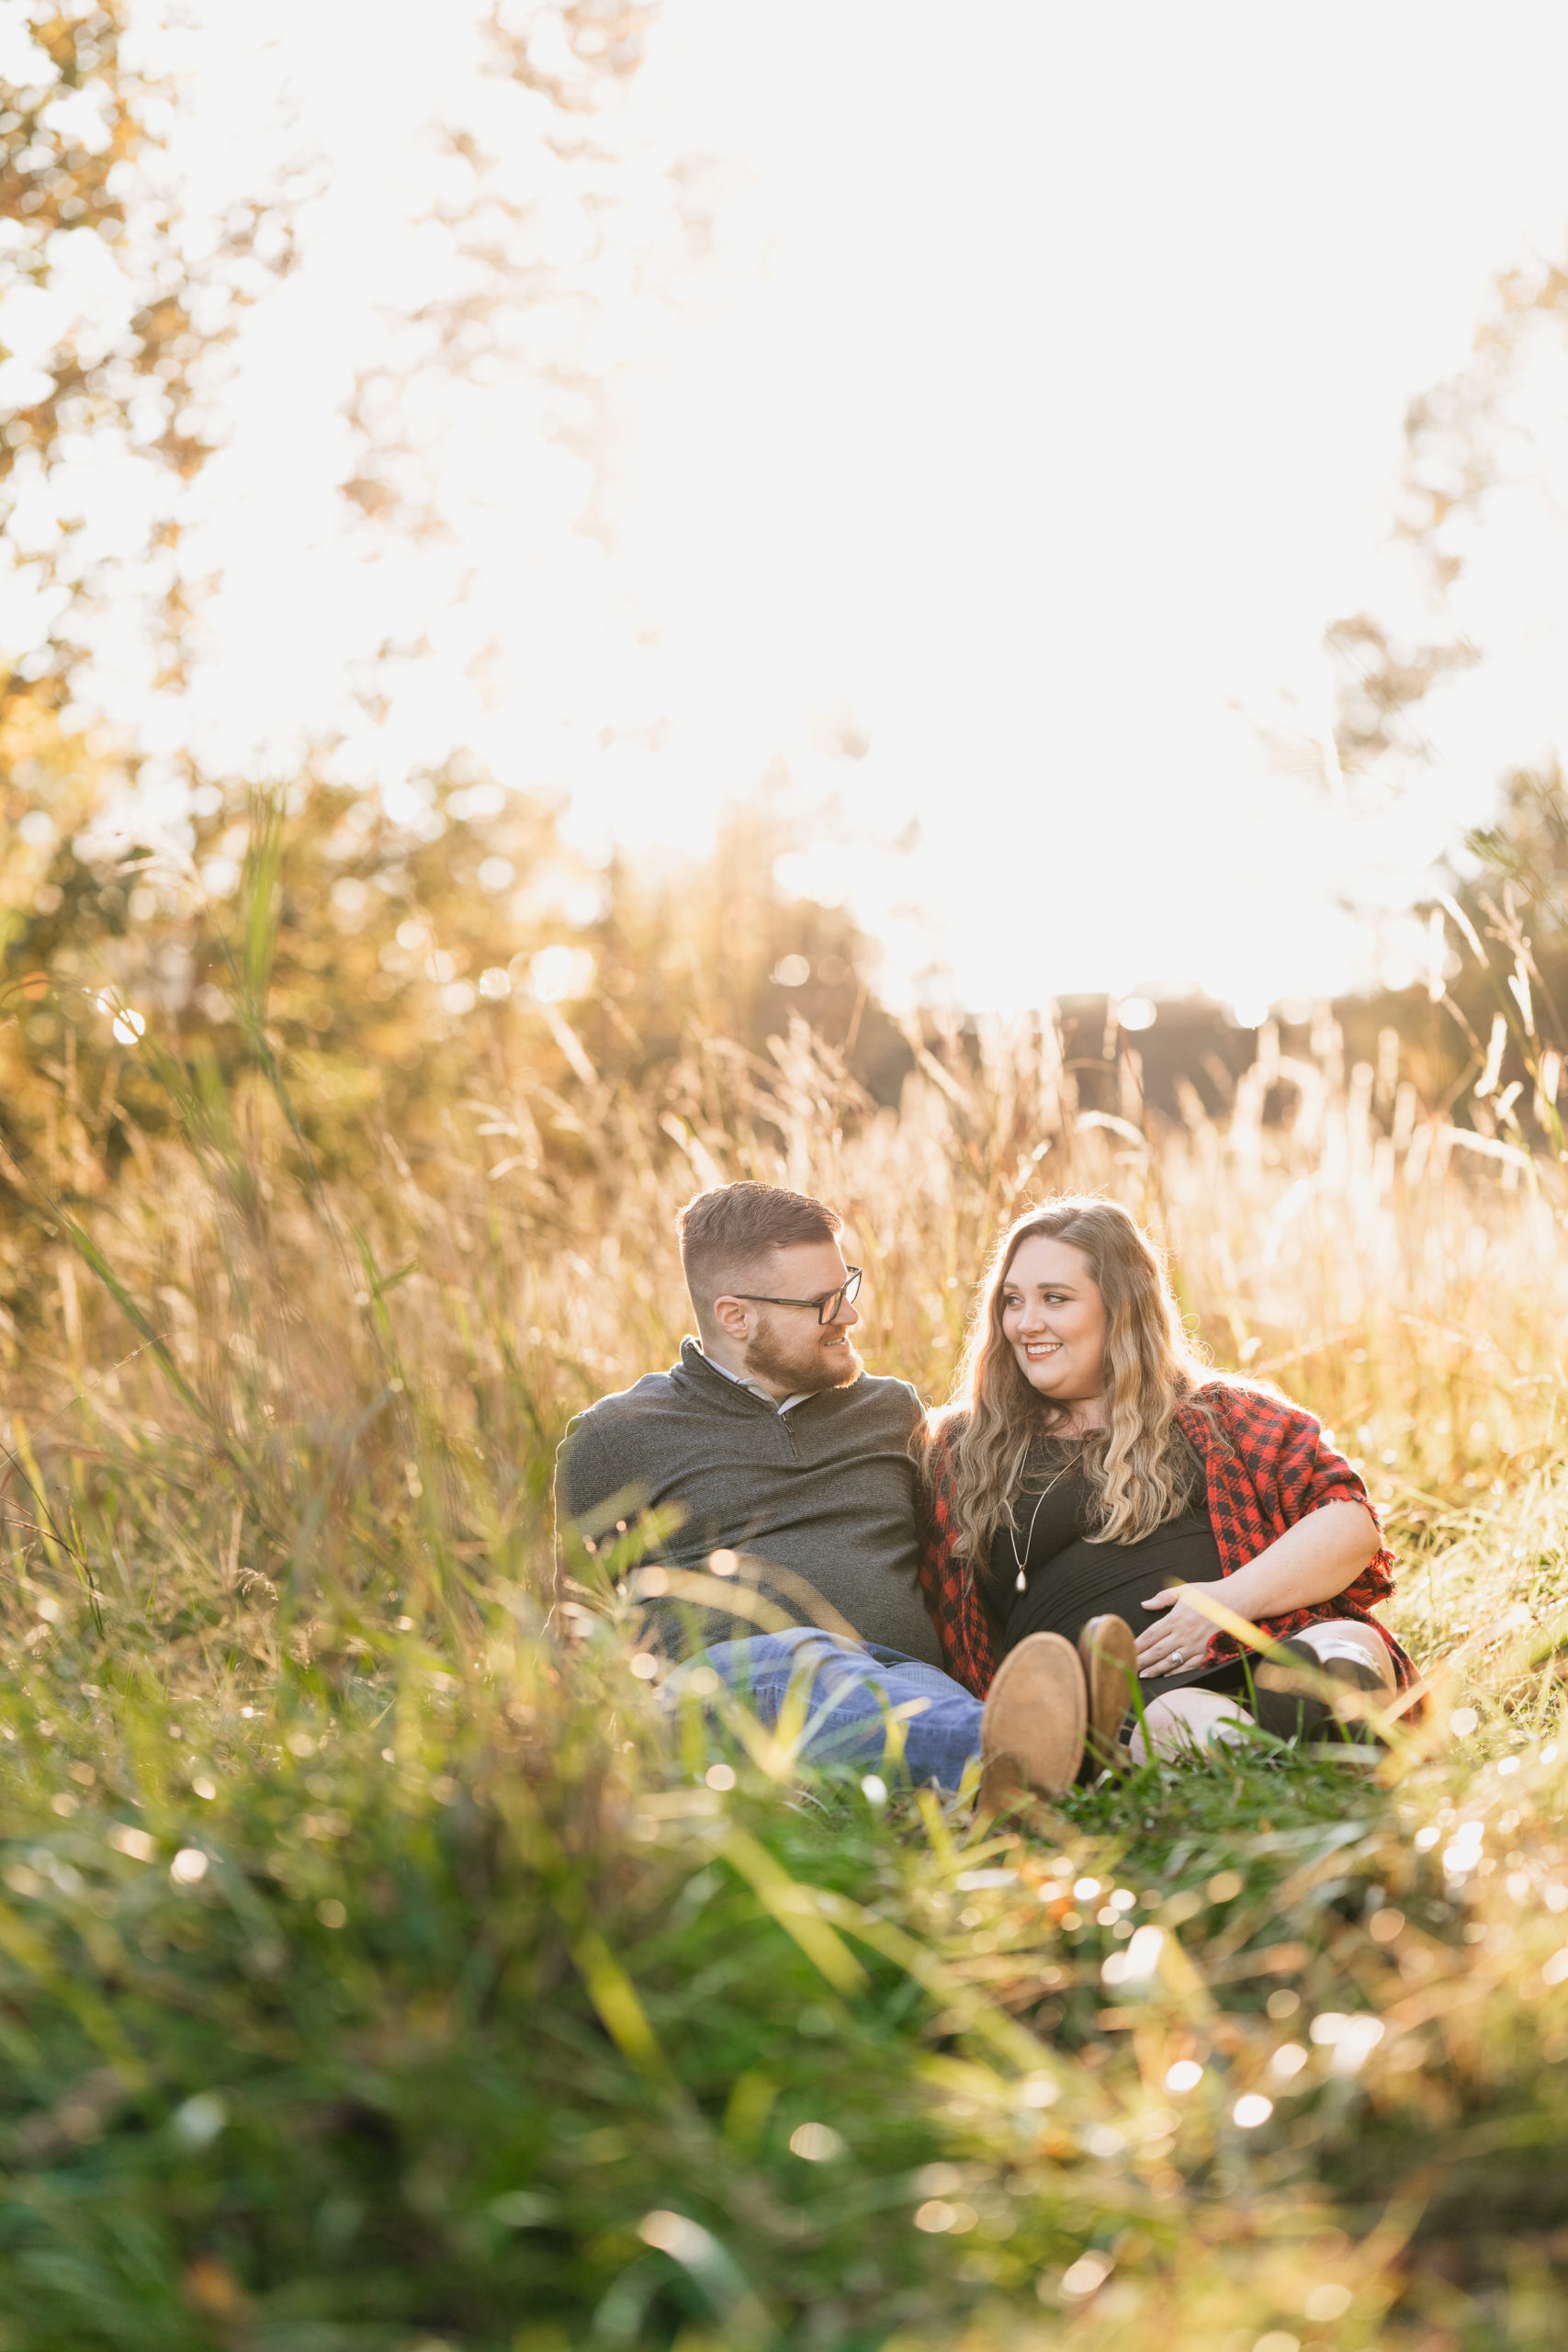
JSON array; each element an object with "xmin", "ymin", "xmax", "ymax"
[{"xmin": 1002, "ymin": 1515, "xmax": 1224, "ymax": 1656}]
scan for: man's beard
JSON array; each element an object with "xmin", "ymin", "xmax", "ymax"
[{"xmin": 744, "ymin": 1313, "xmax": 863, "ymax": 1396}]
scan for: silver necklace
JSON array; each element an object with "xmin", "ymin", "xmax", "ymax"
[{"xmin": 1008, "ymin": 1449, "xmax": 1084, "ymax": 1592}]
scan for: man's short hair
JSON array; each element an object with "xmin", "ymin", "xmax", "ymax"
[{"xmin": 677, "ymin": 1182, "xmax": 841, "ymax": 1325}]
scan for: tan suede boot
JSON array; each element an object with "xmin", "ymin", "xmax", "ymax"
[
  {"xmin": 977, "ymin": 1632, "xmax": 1087, "ymax": 1813},
  {"xmin": 1077, "ymin": 1614, "xmax": 1140, "ymax": 1772}
]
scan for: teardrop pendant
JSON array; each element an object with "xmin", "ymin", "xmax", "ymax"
[{"xmin": 1015, "ymin": 1568, "xmax": 1026, "ymax": 1592}]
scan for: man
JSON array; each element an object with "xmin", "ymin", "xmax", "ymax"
[{"xmin": 556, "ymin": 1180, "xmax": 1088, "ymax": 1802}]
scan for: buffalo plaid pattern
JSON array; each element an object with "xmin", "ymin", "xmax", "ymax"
[{"xmin": 917, "ymin": 1382, "xmax": 1416, "ymax": 1700}]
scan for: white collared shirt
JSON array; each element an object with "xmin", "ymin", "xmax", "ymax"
[{"xmin": 704, "ymin": 1352, "xmax": 812, "ymax": 1415}]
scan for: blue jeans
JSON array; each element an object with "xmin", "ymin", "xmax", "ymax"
[{"xmin": 675, "ymin": 1627, "xmax": 984, "ymax": 1792}]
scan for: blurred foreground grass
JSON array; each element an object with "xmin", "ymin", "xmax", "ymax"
[{"xmin": 1, "ymin": 956, "xmax": 1567, "ymax": 2347}]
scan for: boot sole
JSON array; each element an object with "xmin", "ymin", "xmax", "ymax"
[
  {"xmin": 1077, "ymin": 1614, "xmax": 1139, "ymax": 1771},
  {"xmin": 978, "ymin": 1632, "xmax": 1087, "ymax": 1811}
]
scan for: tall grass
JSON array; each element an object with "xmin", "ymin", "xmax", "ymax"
[{"xmin": 1, "ymin": 958, "xmax": 1567, "ymax": 2346}]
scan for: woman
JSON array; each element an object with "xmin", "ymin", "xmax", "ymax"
[{"xmin": 919, "ymin": 1196, "xmax": 1416, "ymax": 1770}]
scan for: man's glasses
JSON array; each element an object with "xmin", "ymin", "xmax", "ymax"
[{"xmin": 731, "ymin": 1267, "xmax": 863, "ymax": 1325}]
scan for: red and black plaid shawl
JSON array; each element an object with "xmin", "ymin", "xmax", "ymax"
[{"xmin": 918, "ymin": 1382, "xmax": 1415, "ymax": 1699}]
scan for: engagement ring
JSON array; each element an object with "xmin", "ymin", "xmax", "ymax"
[{"xmin": 1170, "ymin": 1649, "xmax": 1185, "ymax": 1668}]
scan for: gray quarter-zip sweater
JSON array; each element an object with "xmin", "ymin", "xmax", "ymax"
[{"xmin": 557, "ymin": 1338, "xmax": 942, "ymax": 1664}]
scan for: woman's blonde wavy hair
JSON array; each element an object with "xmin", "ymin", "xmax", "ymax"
[{"xmin": 933, "ymin": 1195, "xmax": 1215, "ymax": 1568}]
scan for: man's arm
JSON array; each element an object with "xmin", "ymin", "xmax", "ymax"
[
  {"xmin": 551, "ymin": 1415, "xmax": 630, "ymax": 1619},
  {"xmin": 555, "ymin": 1415, "xmax": 597, "ymax": 1526},
  {"xmin": 554, "ymin": 1413, "xmax": 636, "ymax": 1536}
]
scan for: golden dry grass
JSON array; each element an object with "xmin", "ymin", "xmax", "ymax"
[{"xmin": 0, "ymin": 997, "xmax": 1564, "ymax": 2347}]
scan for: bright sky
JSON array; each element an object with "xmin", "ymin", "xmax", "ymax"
[{"xmin": 38, "ymin": 2, "xmax": 1568, "ymax": 1012}]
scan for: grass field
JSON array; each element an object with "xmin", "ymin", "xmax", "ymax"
[{"xmin": 1, "ymin": 984, "xmax": 1566, "ymax": 2350}]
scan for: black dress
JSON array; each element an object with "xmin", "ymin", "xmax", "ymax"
[{"xmin": 987, "ymin": 1441, "xmax": 1251, "ymax": 1710}]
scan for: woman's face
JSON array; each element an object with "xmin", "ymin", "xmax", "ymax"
[{"xmin": 998, "ymin": 1234, "xmax": 1108, "ymax": 1416}]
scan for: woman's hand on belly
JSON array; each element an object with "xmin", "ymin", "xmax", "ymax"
[
  {"xmin": 1135, "ymin": 1579, "xmax": 1246, "ymax": 1677},
  {"xmin": 1134, "ymin": 1502, "xmax": 1380, "ymax": 1676},
  {"xmin": 1133, "ymin": 1505, "xmax": 1382, "ymax": 1674}
]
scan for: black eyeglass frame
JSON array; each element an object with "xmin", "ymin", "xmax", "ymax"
[{"xmin": 729, "ymin": 1267, "xmax": 863, "ymax": 1325}]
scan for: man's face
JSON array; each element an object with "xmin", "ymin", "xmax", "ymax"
[{"xmin": 732, "ymin": 1239, "xmax": 863, "ymax": 1396}]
